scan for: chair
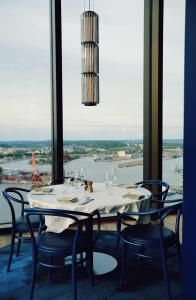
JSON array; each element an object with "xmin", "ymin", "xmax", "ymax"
[
  {"xmin": 25, "ymin": 207, "xmax": 100, "ymax": 300},
  {"xmin": 135, "ymin": 180, "xmax": 170, "ymax": 208},
  {"xmin": 116, "ymin": 179, "xmax": 170, "ymax": 248},
  {"xmin": 2, "ymin": 188, "xmax": 44, "ymax": 271},
  {"xmin": 50, "ymin": 177, "xmax": 74, "ymax": 185},
  {"xmin": 117, "ymin": 199, "xmax": 182, "ymax": 300}
]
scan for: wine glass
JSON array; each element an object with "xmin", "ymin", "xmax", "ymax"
[
  {"xmin": 79, "ymin": 167, "xmax": 87, "ymax": 183},
  {"xmin": 74, "ymin": 172, "xmax": 81, "ymax": 190},
  {"xmin": 110, "ymin": 168, "xmax": 118, "ymax": 186},
  {"xmin": 104, "ymin": 172, "xmax": 112, "ymax": 189},
  {"xmin": 64, "ymin": 168, "xmax": 72, "ymax": 185}
]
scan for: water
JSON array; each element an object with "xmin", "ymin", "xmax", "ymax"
[
  {"xmin": 0, "ymin": 156, "xmax": 183, "ymax": 225},
  {"xmin": 1, "ymin": 156, "xmax": 182, "ymax": 185}
]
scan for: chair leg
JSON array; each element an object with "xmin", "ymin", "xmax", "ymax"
[
  {"xmin": 7, "ymin": 232, "xmax": 15, "ymax": 272},
  {"xmin": 49, "ymin": 256, "xmax": 53, "ymax": 281},
  {"xmin": 29, "ymin": 254, "xmax": 37, "ymax": 300},
  {"xmin": 116, "ymin": 234, "xmax": 120, "ymax": 250},
  {"xmin": 116, "ymin": 212, "xmax": 120, "ymax": 249},
  {"xmin": 79, "ymin": 252, "xmax": 84, "ymax": 267},
  {"xmin": 160, "ymin": 249, "xmax": 172, "ymax": 300},
  {"xmin": 72, "ymin": 253, "xmax": 77, "ymax": 300},
  {"xmin": 16, "ymin": 232, "xmax": 22, "ymax": 257},
  {"xmin": 176, "ymin": 240, "xmax": 182, "ymax": 266},
  {"xmin": 86, "ymin": 250, "xmax": 94, "ymax": 286},
  {"xmin": 118, "ymin": 242, "xmax": 128, "ymax": 290}
]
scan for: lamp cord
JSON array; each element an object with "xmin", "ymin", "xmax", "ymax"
[{"xmin": 84, "ymin": 0, "xmax": 94, "ymax": 11}]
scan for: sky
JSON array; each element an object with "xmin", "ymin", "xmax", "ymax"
[{"xmin": 0, "ymin": 0, "xmax": 185, "ymax": 141}]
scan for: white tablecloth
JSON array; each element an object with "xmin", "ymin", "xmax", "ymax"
[{"xmin": 27, "ymin": 183, "xmax": 151, "ymax": 233}]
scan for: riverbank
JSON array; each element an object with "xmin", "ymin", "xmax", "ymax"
[{"xmin": 118, "ymin": 159, "xmax": 143, "ymax": 168}]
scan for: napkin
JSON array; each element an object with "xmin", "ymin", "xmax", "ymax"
[
  {"xmin": 118, "ymin": 183, "xmax": 138, "ymax": 189},
  {"xmin": 122, "ymin": 193, "xmax": 145, "ymax": 200},
  {"xmin": 57, "ymin": 196, "xmax": 76, "ymax": 203},
  {"xmin": 31, "ymin": 187, "xmax": 53, "ymax": 194}
]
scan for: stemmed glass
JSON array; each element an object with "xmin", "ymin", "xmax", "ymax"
[
  {"xmin": 110, "ymin": 168, "xmax": 118, "ymax": 186},
  {"xmin": 64, "ymin": 168, "xmax": 74, "ymax": 183},
  {"xmin": 104, "ymin": 172, "xmax": 112, "ymax": 189},
  {"xmin": 74, "ymin": 172, "xmax": 82, "ymax": 190},
  {"xmin": 105, "ymin": 168, "xmax": 118, "ymax": 194},
  {"xmin": 79, "ymin": 167, "xmax": 87, "ymax": 183}
]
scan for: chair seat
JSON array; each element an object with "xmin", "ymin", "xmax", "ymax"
[
  {"xmin": 121, "ymin": 223, "xmax": 175, "ymax": 246},
  {"xmin": 16, "ymin": 215, "xmax": 42, "ymax": 232},
  {"xmin": 37, "ymin": 229, "xmax": 92, "ymax": 255}
]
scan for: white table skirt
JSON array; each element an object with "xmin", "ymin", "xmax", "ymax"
[{"xmin": 27, "ymin": 183, "xmax": 151, "ymax": 233}]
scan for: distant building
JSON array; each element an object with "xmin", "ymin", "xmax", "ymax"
[{"xmin": 118, "ymin": 150, "xmax": 126, "ymax": 158}]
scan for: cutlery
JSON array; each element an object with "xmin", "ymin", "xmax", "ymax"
[
  {"xmin": 31, "ymin": 193, "xmax": 56, "ymax": 195},
  {"xmin": 80, "ymin": 198, "xmax": 94, "ymax": 205}
]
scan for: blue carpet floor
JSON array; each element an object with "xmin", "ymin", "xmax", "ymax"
[{"xmin": 0, "ymin": 231, "xmax": 181, "ymax": 300}]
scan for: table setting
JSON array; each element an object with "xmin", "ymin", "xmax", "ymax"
[{"xmin": 28, "ymin": 181, "xmax": 151, "ymax": 233}]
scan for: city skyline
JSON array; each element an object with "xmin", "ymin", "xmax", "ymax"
[{"xmin": 0, "ymin": 0, "xmax": 185, "ymax": 141}]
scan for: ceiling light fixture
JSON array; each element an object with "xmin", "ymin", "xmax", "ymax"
[{"xmin": 81, "ymin": 0, "xmax": 99, "ymax": 106}]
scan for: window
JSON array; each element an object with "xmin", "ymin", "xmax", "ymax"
[
  {"xmin": 163, "ymin": 0, "xmax": 185, "ymax": 195},
  {"xmin": 0, "ymin": 0, "xmax": 51, "ymax": 226},
  {"xmin": 62, "ymin": 0, "xmax": 144, "ymax": 184}
]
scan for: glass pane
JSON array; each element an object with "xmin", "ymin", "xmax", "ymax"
[
  {"xmin": 62, "ymin": 0, "xmax": 144, "ymax": 185},
  {"xmin": 163, "ymin": 0, "xmax": 185, "ymax": 197},
  {"xmin": 0, "ymin": 0, "xmax": 51, "ymax": 227}
]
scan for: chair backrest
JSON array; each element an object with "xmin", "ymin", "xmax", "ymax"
[
  {"xmin": 118, "ymin": 199, "xmax": 183, "ymax": 243},
  {"xmin": 25, "ymin": 207, "xmax": 100, "ymax": 251},
  {"xmin": 2, "ymin": 188, "xmax": 30, "ymax": 226},
  {"xmin": 50, "ymin": 177, "xmax": 74, "ymax": 185},
  {"xmin": 136, "ymin": 180, "xmax": 170, "ymax": 207},
  {"xmin": 24, "ymin": 208, "xmax": 100, "ymax": 245},
  {"xmin": 117, "ymin": 199, "xmax": 182, "ymax": 262}
]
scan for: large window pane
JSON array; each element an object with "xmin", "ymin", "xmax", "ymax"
[
  {"xmin": 0, "ymin": 0, "xmax": 51, "ymax": 226},
  {"xmin": 163, "ymin": 0, "xmax": 185, "ymax": 195},
  {"xmin": 62, "ymin": 0, "xmax": 144, "ymax": 184}
]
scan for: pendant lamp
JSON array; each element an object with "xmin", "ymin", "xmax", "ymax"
[{"xmin": 81, "ymin": 1, "xmax": 99, "ymax": 106}]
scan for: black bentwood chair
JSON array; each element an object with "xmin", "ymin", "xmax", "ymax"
[
  {"xmin": 50, "ymin": 177, "xmax": 74, "ymax": 185},
  {"xmin": 116, "ymin": 180, "xmax": 170, "ymax": 249},
  {"xmin": 135, "ymin": 180, "xmax": 170, "ymax": 208},
  {"xmin": 25, "ymin": 208, "xmax": 100, "ymax": 300},
  {"xmin": 117, "ymin": 199, "xmax": 182, "ymax": 300},
  {"xmin": 2, "ymin": 188, "xmax": 44, "ymax": 272}
]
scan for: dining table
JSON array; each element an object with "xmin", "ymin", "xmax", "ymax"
[{"xmin": 27, "ymin": 182, "xmax": 151, "ymax": 275}]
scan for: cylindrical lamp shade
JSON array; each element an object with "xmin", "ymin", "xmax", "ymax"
[
  {"xmin": 81, "ymin": 74, "xmax": 99, "ymax": 106},
  {"xmin": 81, "ymin": 9, "xmax": 99, "ymax": 106},
  {"xmin": 81, "ymin": 43, "xmax": 99, "ymax": 74},
  {"xmin": 81, "ymin": 11, "xmax": 99, "ymax": 44}
]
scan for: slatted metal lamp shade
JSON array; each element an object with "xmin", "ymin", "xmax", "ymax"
[{"xmin": 81, "ymin": 9, "xmax": 99, "ymax": 106}]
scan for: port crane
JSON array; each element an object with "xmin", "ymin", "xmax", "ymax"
[{"xmin": 31, "ymin": 152, "xmax": 42, "ymax": 186}]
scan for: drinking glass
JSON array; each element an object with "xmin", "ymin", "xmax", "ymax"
[
  {"xmin": 110, "ymin": 168, "xmax": 118, "ymax": 186},
  {"xmin": 64, "ymin": 169, "xmax": 71, "ymax": 187},
  {"xmin": 104, "ymin": 172, "xmax": 113, "ymax": 190},
  {"xmin": 74, "ymin": 172, "xmax": 81, "ymax": 190},
  {"xmin": 79, "ymin": 167, "xmax": 87, "ymax": 181},
  {"xmin": 104, "ymin": 172, "xmax": 109, "ymax": 187}
]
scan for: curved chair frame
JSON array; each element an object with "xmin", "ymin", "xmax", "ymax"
[
  {"xmin": 25, "ymin": 207, "xmax": 100, "ymax": 300},
  {"xmin": 116, "ymin": 180, "xmax": 170, "ymax": 249},
  {"xmin": 2, "ymin": 188, "xmax": 44, "ymax": 271},
  {"xmin": 117, "ymin": 199, "xmax": 182, "ymax": 300},
  {"xmin": 135, "ymin": 180, "xmax": 170, "ymax": 207},
  {"xmin": 50, "ymin": 177, "xmax": 74, "ymax": 185}
]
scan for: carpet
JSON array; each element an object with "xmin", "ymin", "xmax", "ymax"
[{"xmin": 0, "ymin": 231, "xmax": 182, "ymax": 300}]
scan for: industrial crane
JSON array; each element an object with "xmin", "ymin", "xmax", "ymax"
[{"xmin": 31, "ymin": 152, "xmax": 42, "ymax": 186}]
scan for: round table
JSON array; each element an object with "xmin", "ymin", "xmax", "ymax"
[{"xmin": 27, "ymin": 182, "xmax": 151, "ymax": 275}]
